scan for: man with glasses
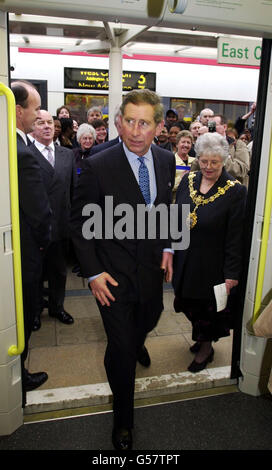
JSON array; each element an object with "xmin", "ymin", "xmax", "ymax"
[{"xmin": 71, "ymin": 89, "xmax": 175, "ymax": 450}]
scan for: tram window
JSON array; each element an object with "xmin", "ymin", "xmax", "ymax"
[
  {"xmin": 170, "ymin": 97, "xmax": 249, "ymax": 126},
  {"xmin": 65, "ymin": 93, "xmax": 250, "ymax": 128},
  {"xmin": 11, "ymin": 78, "xmax": 48, "ymax": 110},
  {"xmin": 65, "ymin": 92, "xmax": 109, "ymax": 124}
]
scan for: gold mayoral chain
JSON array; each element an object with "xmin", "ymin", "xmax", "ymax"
[{"xmin": 187, "ymin": 171, "xmax": 240, "ymax": 229}]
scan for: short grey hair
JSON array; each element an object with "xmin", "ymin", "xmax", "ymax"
[
  {"xmin": 76, "ymin": 123, "xmax": 96, "ymax": 143},
  {"xmin": 199, "ymin": 108, "xmax": 214, "ymax": 119},
  {"xmin": 87, "ymin": 106, "xmax": 103, "ymax": 118},
  {"xmin": 194, "ymin": 132, "xmax": 229, "ymax": 163}
]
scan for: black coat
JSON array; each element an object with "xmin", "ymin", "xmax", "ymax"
[
  {"xmin": 73, "ymin": 146, "xmax": 92, "ymax": 169},
  {"xmin": 90, "ymin": 136, "xmax": 120, "ymax": 156},
  {"xmin": 17, "ymin": 134, "xmax": 51, "ymax": 282},
  {"xmin": 71, "ymin": 142, "xmax": 175, "ymax": 305},
  {"xmin": 172, "ymin": 168, "xmax": 247, "ymax": 299},
  {"xmin": 30, "ymin": 143, "xmax": 77, "ymax": 241}
]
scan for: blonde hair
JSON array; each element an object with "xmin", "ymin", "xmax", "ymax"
[{"xmin": 176, "ymin": 130, "xmax": 193, "ymax": 144}]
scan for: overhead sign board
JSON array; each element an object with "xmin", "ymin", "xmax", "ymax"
[
  {"xmin": 164, "ymin": 0, "xmax": 272, "ymax": 38},
  {"xmin": 217, "ymin": 36, "xmax": 262, "ymax": 66},
  {"xmin": 64, "ymin": 67, "xmax": 156, "ymax": 91}
]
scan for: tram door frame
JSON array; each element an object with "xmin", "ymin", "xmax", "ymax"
[
  {"xmin": 1, "ymin": 7, "xmax": 272, "ymax": 437},
  {"xmin": 238, "ymin": 39, "xmax": 272, "ymax": 395},
  {"xmin": 0, "ymin": 12, "xmax": 23, "ymax": 436}
]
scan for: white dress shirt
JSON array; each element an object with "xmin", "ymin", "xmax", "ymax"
[{"xmin": 34, "ymin": 140, "xmax": 55, "ymax": 166}]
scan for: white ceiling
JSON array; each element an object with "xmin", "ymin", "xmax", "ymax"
[{"xmin": 8, "ymin": 13, "xmax": 259, "ymax": 60}]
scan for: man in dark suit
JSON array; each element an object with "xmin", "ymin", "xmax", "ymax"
[
  {"xmin": 71, "ymin": 89, "xmax": 176, "ymax": 450},
  {"xmin": 11, "ymin": 80, "xmax": 52, "ymax": 396},
  {"xmin": 30, "ymin": 110, "xmax": 77, "ymax": 329}
]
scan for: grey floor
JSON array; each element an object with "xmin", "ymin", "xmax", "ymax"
[
  {"xmin": 1, "ymin": 391, "xmax": 272, "ymax": 450},
  {"xmin": 26, "ymin": 269, "xmax": 233, "ymax": 390}
]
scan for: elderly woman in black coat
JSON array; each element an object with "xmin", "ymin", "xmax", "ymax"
[
  {"xmin": 173, "ymin": 132, "xmax": 247, "ymax": 372},
  {"xmin": 73, "ymin": 123, "xmax": 96, "ymax": 170}
]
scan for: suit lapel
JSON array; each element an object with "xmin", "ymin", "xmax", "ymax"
[
  {"xmin": 53, "ymin": 144, "xmax": 63, "ymax": 174},
  {"xmin": 109, "ymin": 144, "xmax": 145, "ymax": 206},
  {"xmin": 107, "ymin": 144, "xmax": 171, "ymax": 207},
  {"xmin": 30, "ymin": 143, "xmax": 55, "ymax": 177}
]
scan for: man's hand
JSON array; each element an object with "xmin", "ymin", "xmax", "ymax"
[
  {"xmin": 89, "ymin": 272, "xmax": 118, "ymax": 307},
  {"xmin": 225, "ymin": 279, "xmax": 238, "ymax": 295},
  {"xmin": 161, "ymin": 251, "xmax": 173, "ymax": 283}
]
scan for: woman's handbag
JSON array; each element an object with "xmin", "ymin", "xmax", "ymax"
[{"xmin": 253, "ymin": 300, "xmax": 272, "ymax": 338}]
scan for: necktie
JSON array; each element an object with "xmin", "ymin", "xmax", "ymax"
[
  {"xmin": 138, "ymin": 157, "xmax": 151, "ymax": 205},
  {"xmin": 45, "ymin": 146, "xmax": 55, "ymax": 167}
]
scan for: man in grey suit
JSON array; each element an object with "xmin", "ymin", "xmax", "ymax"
[
  {"xmin": 30, "ymin": 110, "xmax": 77, "ymax": 329},
  {"xmin": 71, "ymin": 89, "xmax": 176, "ymax": 450}
]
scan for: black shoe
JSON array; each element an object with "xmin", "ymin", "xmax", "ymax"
[
  {"xmin": 33, "ymin": 316, "xmax": 41, "ymax": 331},
  {"xmin": 189, "ymin": 342, "xmax": 201, "ymax": 353},
  {"xmin": 188, "ymin": 347, "xmax": 214, "ymax": 373},
  {"xmin": 23, "ymin": 371, "xmax": 48, "ymax": 392},
  {"xmin": 72, "ymin": 264, "xmax": 81, "ymax": 274},
  {"xmin": 49, "ymin": 310, "xmax": 74, "ymax": 325},
  {"xmin": 137, "ymin": 345, "xmax": 151, "ymax": 367},
  {"xmin": 112, "ymin": 427, "xmax": 132, "ymax": 450}
]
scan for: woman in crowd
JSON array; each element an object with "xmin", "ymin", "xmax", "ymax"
[
  {"xmin": 173, "ymin": 130, "xmax": 195, "ymax": 201},
  {"xmin": 226, "ymin": 127, "xmax": 238, "ymax": 143},
  {"xmin": 168, "ymin": 123, "xmax": 184, "ymax": 153},
  {"xmin": 56, "ymin": 105, "xmax": 71, "ymax": 119},
  {"xmin": 73, "ymin": 123, "xmax": 96, "ymax": 169},
  {"xmin": 92, "ymin": 119, "xmax": 108, "ymax": 145},
  {"xmin": 53, "ymin": 116, "xmax": 62, "ymax": 145},
  {"xmin": 59, "ymin": 117, "xmax": 76, "ymax": 148},
  {"xmin": 173, "ymin": 132, "xmax": 247, "ymax": 372}
]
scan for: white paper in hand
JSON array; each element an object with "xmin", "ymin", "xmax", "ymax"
[{"xmin": 213, "ymin": 283, "xmax": 228, "ymax": 312}]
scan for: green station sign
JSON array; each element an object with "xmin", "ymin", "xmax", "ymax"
[{"xmin": 218, "ymin": 37, "xmax": 262, "ymax": 66}]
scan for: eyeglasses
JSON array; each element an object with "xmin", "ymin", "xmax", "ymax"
[
  {"xmin": 199, "ymin": 158, "xmax": 222, "ymax": 168},
  {"xmin": 124, "ymin": 118, "xmax": 152, "ymax": 130}
]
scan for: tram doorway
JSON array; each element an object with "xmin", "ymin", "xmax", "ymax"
[
  {"xmin": 1, "ymin": 3, "xmax": 272, "ymax": 434},
  {"xmin": 24, "ymin": 267, "xmax": 235, "ymax": 415}
]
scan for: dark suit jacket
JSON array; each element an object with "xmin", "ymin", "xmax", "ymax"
[
  {"xmin": 30, "ymin": 143, "xmax": 77, "ymax": 241},
  {"xmin": 90, "ymin": 136, "xmax": 120, "ymax": 156},
  {"xmin": 17, "ymin": 134, "xmax": 51, "ymax": 282},
  {"xmin": 172, "ymin": 168, "xmax": 247, "ymax": 299},
  {"xmin": 71, "ymin": 142, "xmax": 176, "ymax": 304}
]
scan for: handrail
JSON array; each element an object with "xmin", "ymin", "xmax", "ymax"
[
  {"xmin": 252, "ymin": 130, "xmax": 272, "ymax": 324},
  {"xmin": 0, "ymin": 82, "xmax": 25, "ymax": 356}
]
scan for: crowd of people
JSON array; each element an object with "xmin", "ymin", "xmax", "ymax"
[
  {"xmin": 156, "ymin": 104, "xmax": 253, "ymax": 189},
  {"xmin": 12, "ymin": 80, "xmax": 253, "ymax": 449}
]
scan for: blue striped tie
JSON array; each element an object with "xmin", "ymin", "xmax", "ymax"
[{"xmin": 138, "ymin": 157, "xmax": 151, "ymax": 205}]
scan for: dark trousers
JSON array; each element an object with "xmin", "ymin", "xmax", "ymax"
[
  {"xmin": 98, "ymin": 298, "xmax": 162, "ymax": 429},
  {"xmin": 21, "ymin": 280, "xmax": 40, "ymax": 365},
  {"xmin": 39, "ymin": 240, "xmax": 67, "ymax": 315}
]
